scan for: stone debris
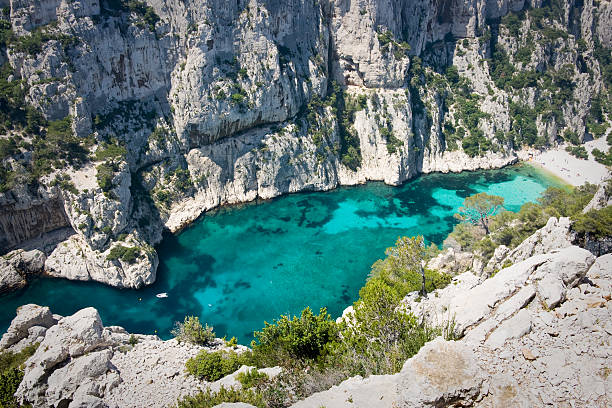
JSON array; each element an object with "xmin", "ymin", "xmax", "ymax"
[{"xmin": 521, "ymin": 348, "xmax": 536, "ymax": 361}]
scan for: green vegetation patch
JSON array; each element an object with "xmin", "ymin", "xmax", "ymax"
[
  {"xmin": 250, "ymin": 307, "xmax": 339, "ymax": 368},
  {"xmin": 171, "ymin": 316, "xmax": 215, "ymax": 346},
  {"xmin": 186, "ymin": 351, "xmax": 249, "ymax": 382},
  {"xmin": 106, "ymin": 245, "xmax": 141, "ymax": 263},
  {"xmin": 447, "ymin": 185, "xmax": 597, "ymax": 258},
  {"xmin": 236, "ymin": 369, "xmax": 268, "ymax": 389},
  {"xmin": 565, "ymin": 145, "xmax": 588, "ymax": 160},
  {"xmin": 94, "ymin": 139, "xmax": 127, "ymax": 161},
  {"xmin": 96, "ymin": 162, "xmax": 118, "ymax": 193},
  {"xmin": 572, "ymin": 205, "xmax": 612, "ymax": 240},
  {"xmin": 176, "ymin": 386, "xmax": 264, "ymax": 408},
  {"xmin": 0, "ymin": 343, "xmax": 38, "ymax": 408},
  {"xmin": 103, "ymin": 0, "xmax": 160, "ymax": 32}
]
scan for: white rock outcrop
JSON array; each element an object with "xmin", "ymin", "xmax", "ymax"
[{"xmin": 0, "ymin": 304, "xmax": 56, "ymax": 351}]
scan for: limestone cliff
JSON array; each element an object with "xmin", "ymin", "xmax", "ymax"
[{"xmin": 0, "ymin": 0, "xmax": 610, "ymax": 289}]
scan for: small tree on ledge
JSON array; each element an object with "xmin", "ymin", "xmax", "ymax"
[{"xmin": 455, "ymin": 192, "xmax": 505, "ymax": 235}]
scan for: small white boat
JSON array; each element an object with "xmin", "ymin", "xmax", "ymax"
[{"xmin": 156, "ymin": 293, "xmax": 168, "ymax": 298}]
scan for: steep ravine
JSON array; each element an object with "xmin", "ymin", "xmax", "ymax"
[{"xmin": 0, "ymin": 0, "xmax": 611, "ymax": 291}]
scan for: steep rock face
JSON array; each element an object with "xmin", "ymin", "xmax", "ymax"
[
  {"xmin": 330, "ymin": 0, "xmax": 529, "ymax": 88},
  {"xmin": 492, "ymin": 217, "xmax": 574, "ymax": 269},
  {"xmin": 0, "ymin": 186, "xmax": 70, "ymax": 252},
  {"xmin": 0, "ymin": 0, "xmax": 610, "ymax": 290},
  {"xmin": 44, "ymin": 233, "xmax": 158, "ymax": 288},
  {"xmin": 168, "ymin": 0, "xmax": 330, "ymax": 148},
  {"xmin": 0, "ymin": 249, "xmax": 45, "ymax": 293}
]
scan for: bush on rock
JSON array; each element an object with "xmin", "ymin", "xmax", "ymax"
[{"xmin": 172, "ymin": 316, "xmax": 215, "ymax": 346}]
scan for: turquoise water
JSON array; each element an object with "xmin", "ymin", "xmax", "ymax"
[{"xmin": 0, "ymin": 165, "xmax": 563, "ymax": 343}]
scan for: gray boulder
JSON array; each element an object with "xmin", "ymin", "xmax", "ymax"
[
  {"xmin": 397, "ymin": 338, "xmax": 485, "ymax": 406},
  {"xmin": 291, "ymin": 337, "xmax": 484, "ymax": 407},
  {"xmin": 485, "ymin": 309, "xmax": 532, "ymax": 349},
  {"xmin": 0, "ymin": 304, "xmax": 56, "ymax": 349},
  {"xmin": 45, "ymin": 349, "xmax": 118, "ymax": 408},
  {"xmin": 0, "ymin": 249, "xmax": 46, "ymax": 294},
  {"xmin": 586, "ymin": 253, "xmax": 612, "ymax": 292},
  {"xmin": 532, "ymin": 246, "xmax": 595, "ymax": 309},
  {"xmin": 496, "ymin": 217, "xmax": 573, "ymax": 268},
  {"xmin": 16, "ymin": 307, "xmax": 114, "ymax": 406},
  {"xmin": 582, "ymin": 182, "xmax": 611, "ymax": 212},
  {"xmin": 0, "ymin": 260, "xmax": 26, "ymax": 294}
]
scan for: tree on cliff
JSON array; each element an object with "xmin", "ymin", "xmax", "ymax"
[
  {"xmin": 382, "ymin": 235, "xmax": 427, "ymax": 296},
  {"xmin": 455, "ymin": 193, "xmax": 505, "ymax": 235}
]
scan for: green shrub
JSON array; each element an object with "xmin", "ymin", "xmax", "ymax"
[
  {"xmin": 250, "ymin": 307, "xmax": 339, "ymax": 367},
  {"xmin": 94, "ymin": 140, "xmax": 127, "ymax": 161},
  {"xmin": 236, "ymin": 368, "xmax": 268, "ymax": 389},
  {"xmin": 515, "ymin": 44, "xmax": 533, "ymax": 64},
  {"xmin": 96, "ymin": 162, "xmax": 117, "ymax": 192},
  {"xmin": 562, "ymin": 130, "xmax": 580, "ymax": 145},
  {"xmin": 172, "ymin": 168, "xmax": 193, "ymax": 192},
  {"xmin": 186, "ymin": 351, "xmax": 248, "ymax": 381},
  {"xmin": 0, "ymin": 137, "xmax": 18, "ymax": 159},
  {"xmin": 155, "ymin": 189, "xmax": 172, "ymax": 205},
  {"xmin": 538, "ymin": 184, "xmax": 596, "ymax": 217},
  {"xmin": 592, "ymin": 148, "xmax": 612, "ymax": 166},
  {"xmin": 0, "ymin": 367, "xmax": 23, "ymax": 408},
  {"xmin": 49, "ymin": 174, "xmax": 78, "ymax": 194},
  {"xmin": 0, "ymin": 343, "xmax": 37, "ymax": 408},
  {"xmin": 172, "ymin": 316, "xmax": 215, "ymax": 345},
  {"xmin": 230, "ymin": 93, "xmax": 245, "ymax": 104},
  {"xmin": 106, "ymin": 245, "xmax": 140, "ymax": 264},
  {"xmin": 571, "ymin": 206, "xmax": 612, "ymax": 240},
  {"xmin": 446, "ymin": 222, "xmax": 482, "ymax": 251},
  {"xmin": 339, "ymin": 277, "xmax": 438, "ymax": 376},
  {"xmin": 176, "ymin": 386, "xmax": 264, "ymax": 408},
  {"xmin": 565, "ymin": 145, "xmax": 588, "ymax": 160},
  {"xmin": 368, "ymin": 236, "xmax": 451, "ymax": 295}
]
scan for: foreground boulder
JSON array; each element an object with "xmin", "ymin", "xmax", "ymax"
[
  {"xmin": 493, "ymin": 217, "xmax": 574, "ymax": 270},
  {"xmin": 292, "ymin": 338, "xmax": 485, "ymax": 407},
  {"xmin": 405, "ymin": 245, "xmax": 595, "ymax": 336},
  {"xmin": 0, "ymin": 304, "xmax": 56, "ymax": 351},
  {"xmin": 16, "ymin": 307, "xmax": 116, "ymax": 406}
]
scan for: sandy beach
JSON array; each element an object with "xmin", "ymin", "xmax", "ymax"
[{"xmin": 522, "ymin": 136, "xmax": 611, "ymax": 186}]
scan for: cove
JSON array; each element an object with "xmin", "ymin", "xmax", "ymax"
[{"xmin": 0, "ymin": 164, "xmax": 565, "ymax": 343}]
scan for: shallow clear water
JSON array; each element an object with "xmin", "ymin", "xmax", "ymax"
[{"xmin": 0, "ymin": 164, "xmax": 564, "ymax": 343}]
